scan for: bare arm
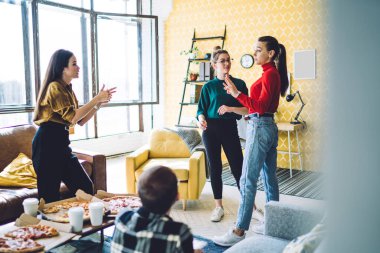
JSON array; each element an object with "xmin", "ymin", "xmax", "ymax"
[
  {"xmin": 71, "ymin": 96, "xmax": 103, "ymax": 125},
  {"xmin": 77, "ymin": 102, "xmax": 101, "ymax": 126},
  {"xmin": 71, "ymin": 85, "xmax": 116, "ymax": 125},
  {"xmin": 217, "ymin": 105, "xmax": 248, "ymax": 116}
]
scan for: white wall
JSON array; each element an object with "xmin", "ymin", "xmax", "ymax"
[{"xmin": 151, "ymin": 0, "xmax": 173, "ymax": 129}]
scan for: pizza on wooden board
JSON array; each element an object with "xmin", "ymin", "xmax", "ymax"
[
  {"xmin": 102, "ymin": 196, "xmax": 142, "ymax": 214},
  {"xmin": 42, "ymin": 201, "xmax": 91, "ymax": 223},
  {"xmin": 42, "ymin": 201, "xmax": 90, "ymax": 214},
  {"xmin": 4, "ymin": 225, "xmax": 59, "ymax": 240},
  {"xmin": 0, "ymin": 237, "xmax": 44, "ymax": 253},
  {"xmin": 52, "ymin": 210, "xmax": 90, "ymax": 223}
]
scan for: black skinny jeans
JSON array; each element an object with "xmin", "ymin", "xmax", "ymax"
[
  {"xmin": 32, "ymin": 121, "xmax": 94, "ymax": 203},
  {"xmin": 202, "ymin": 119, "xmax": 243, "ymax": 199}
]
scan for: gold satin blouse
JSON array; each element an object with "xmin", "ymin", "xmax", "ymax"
[{"xmin": 33, "ymin": 81, "xmax": 79, "ymax": 126}]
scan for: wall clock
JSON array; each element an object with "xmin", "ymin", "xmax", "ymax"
[{"xmin": 240, "ymin": 54, "xmax": 254, "ymax": 69}]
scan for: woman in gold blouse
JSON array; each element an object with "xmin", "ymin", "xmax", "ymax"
[{"xmin": 32, "ymin": 49, "xmax": 116, "ymax": 203}]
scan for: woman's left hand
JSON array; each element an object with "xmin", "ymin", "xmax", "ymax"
[
  {"xmin": 223, "ymin": 75, "xmax": 240, "ymax": 98},
  {"xmin": 217, "ymin": 105, "xmax": 231, "ymax": 115},
  {"xmin": 99, "ymin": 84, "xmax": 117, "ymax": 104}
]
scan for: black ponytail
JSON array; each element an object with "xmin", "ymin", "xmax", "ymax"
[{"xmin": 258, "ymin": 36, "xmax": 289, "ymax": 97}]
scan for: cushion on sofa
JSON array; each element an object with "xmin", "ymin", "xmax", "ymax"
[
  {"xmin": 265, "ymin": 202, "xmax": 323, "ymax": 241},
  {"xmin": 0, "ymin": 125, "xmax": 36, "ymax": 171},
  {"xmin": 225, "ymin": 234, "xmax": 289, "ymax": 253},
  {"xmin": 149, "ymin": 129, "xmax": 191, "ymax": 158},
  {"xmin": 282, "ymin": 223, "xmax": 325, "ymax": 253},
  {"xmin": 135, "ymin": 158, "xmax": 190, "ymax": 181},
  {"xmin": 0, "ymin": 153, "xmax": 37, "ymax": 188}
]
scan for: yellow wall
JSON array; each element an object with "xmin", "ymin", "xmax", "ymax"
[{"xmin": 164, "ymin": 0, "xmax": 327, "ymax": 171}]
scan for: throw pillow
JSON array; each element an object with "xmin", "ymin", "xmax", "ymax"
[
  {"xmin": 0, "ymin": 153, "xmax": 37, "ymax": 188},
  {"xmin": 283, "ymin": 223, "xmax": 325, "ymax": 253}
]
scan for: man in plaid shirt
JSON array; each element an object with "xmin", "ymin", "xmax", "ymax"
[{"xmin": 111, "ymin": 166, "xmax": 201, "ymax": 253}]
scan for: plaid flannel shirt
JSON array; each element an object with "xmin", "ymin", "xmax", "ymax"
[{"xmin": 111, "ymin": 207, "xmax": 194, "ymax": 253}]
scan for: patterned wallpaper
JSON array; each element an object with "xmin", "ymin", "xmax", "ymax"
[{"xmin": 164, "ymin": 0, "xmax": 327, "ymax": 171}]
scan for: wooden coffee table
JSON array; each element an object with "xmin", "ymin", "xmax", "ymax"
[
  {"xmin": 0, "ymin": 215, "xmax": 116, "ymax": 252},
  {"xmin": 71, "ymin": 216, "xmax": 115, "ymax": 245},
  {"xmin": 47, "ymin": 217, "xmax": 116, "ymax": 252}
]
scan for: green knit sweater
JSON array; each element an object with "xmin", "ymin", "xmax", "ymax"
[{"xmin": 197, "ymin": 76, "xmax": 248, "ymax": 120}]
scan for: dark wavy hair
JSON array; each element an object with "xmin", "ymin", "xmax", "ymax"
[
  {"xmin": 258, "ymin": 36, "xmax": 289, "ymax": 97},
  {"xmin": 138, "ymin": 166, "xmax": 178, "ymax": 214},
  {"xmin": 34, "ymin": 49, "xmax": 73, "ymax": 110}
]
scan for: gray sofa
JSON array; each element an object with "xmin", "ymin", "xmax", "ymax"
[{"xmin": 225, "ymin": 201, "xmax": 323, "ymax": 253}]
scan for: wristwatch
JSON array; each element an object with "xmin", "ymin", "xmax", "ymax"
[{"xmin": 94, "ymin": 105, "xmax": 99, "ymax": 110}]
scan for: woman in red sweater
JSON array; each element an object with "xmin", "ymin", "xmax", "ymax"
[{"xmin": 213, "ymin": 36, "xmax": 289, "ymax": 246}]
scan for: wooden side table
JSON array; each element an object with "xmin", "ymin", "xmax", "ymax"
[{"xmin": 276, "ymin": 122, "xmax": 305, "ymax": 177}]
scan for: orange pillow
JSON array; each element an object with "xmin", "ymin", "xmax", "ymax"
[{"xmin": 0, "ymin": 153, "xmax": 37, "ymax": 188}]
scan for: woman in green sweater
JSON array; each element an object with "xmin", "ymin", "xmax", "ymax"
[{"xmin": 197, "ymin": 46, "xmax": 248, "ymax": 222}]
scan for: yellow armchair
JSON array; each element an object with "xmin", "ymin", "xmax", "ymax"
[{"xmin": 126, "ymin": 129, "xmax": 206, "ymax": 210}]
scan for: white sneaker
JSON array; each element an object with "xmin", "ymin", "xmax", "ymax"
[
  {"xmin": 210, "ymin": 207, "xmax": 224, "ymax": 222},
  {"xmin": 252, "ymin": 221, "xmax": 265, "ymax": 235},
  {"xmin": 213, "ymin": 228, "xmax": 245, "ymax": 246},
  {"xmin": 252, "ymin": 208, "xmax": 265, "ymax": 222}
]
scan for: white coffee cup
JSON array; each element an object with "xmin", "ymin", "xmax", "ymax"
[
  {"xmin": 22, "ymin": 198, "xmax": 39, "ymax": 217},
  {"xmin": 89, "ymin": 202, "xmax": 104, "ymax": 226},
  {"xmin": 68, "ymin": 207, "xmax": 84, "ymax": 232}
]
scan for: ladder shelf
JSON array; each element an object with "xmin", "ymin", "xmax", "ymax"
[{"xmin": 177, "ymin": 26, "xmax": 227, "ymax": 127}]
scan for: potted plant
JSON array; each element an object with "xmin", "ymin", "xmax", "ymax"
[
  {"xmin": 189, "ymin": 71, "xmax": 199, "ymax": 81},
  {"xmin": 180, "ymin": 46, "xmax": 199, "ymax": 59}
]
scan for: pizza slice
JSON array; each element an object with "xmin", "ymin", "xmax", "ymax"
[
  {"xmin": 42, "ymin": 206, "xmax": 60, "ymax": 214},
  {"xmin": 60, "ymin": 201, "xmax": 89, "ymax": 210},
  {"xmin": 5, "ymin": 225, "xmax": 59, "ymax": 240},
  {"xmin": 102, "ymin": 196, "xmax": 142, "ymax": 214},
  {"xmin": 42, "ymin": 201, "xmax": 91, "ymax": 223},
  {"xmin": 53, "ymin": 209, "xmax": 90, "ymax": 223},
  {"xmin": 0, "ymin": 237, "xmax": 44, "ymax": 253}
]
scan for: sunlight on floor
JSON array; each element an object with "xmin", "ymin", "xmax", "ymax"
[{"xmin": 105, "ymin": 156, "xmax": 323, "ymax": 239}]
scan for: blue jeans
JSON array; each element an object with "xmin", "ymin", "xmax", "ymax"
[{"xmin": 236, "ymin": 115, "xmax": 279, "ymax": 230}]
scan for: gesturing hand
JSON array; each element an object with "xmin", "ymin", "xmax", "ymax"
[
  {"xmin": 217, "ymin": 105, "xmax": 231, "ymax": 115},
  {"xmin": 223, "ymin": 75, "xmax": 240, "ymax": 98},
  {"xmin": 97, "ymin": 84, "xmax": 117, "ymax": 103}
]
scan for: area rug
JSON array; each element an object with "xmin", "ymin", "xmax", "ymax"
[
  {"xmin": 48, "ymin": 234, "xmax": 228, "ymax": 253},
  {"xmin": 220, "ymin": 166, "xmax": 323, "ymax": 200},
  {"xmin": 193, "ymin": 235, "xmax": 230, "ymax": 253}
]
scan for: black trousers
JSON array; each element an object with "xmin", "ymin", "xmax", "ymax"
[
  {"xmin": 32, "ymin": 121, "xmax": 94, "ymax": 203},
  {"xmin": 202, "ymin": 119, "xmax": 243, "ymax": 199}
]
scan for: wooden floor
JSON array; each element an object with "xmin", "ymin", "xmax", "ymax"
[{"xmin": 104, "ymin": 156, "xmax": 323, "ymax": 239}]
